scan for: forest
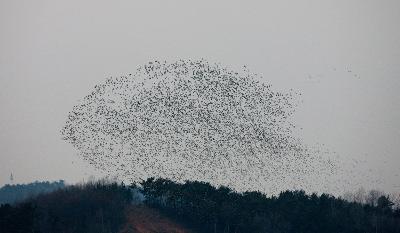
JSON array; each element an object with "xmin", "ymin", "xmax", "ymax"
[
  {"xmin": 140, "ymin": 178, "xmax": 400, "ymax": 233},
  {"xmin": 0, "ymin": 180, "xmax": 65, "ymax": 205},
  {"xmin": 0, "ymin": 178, "xmax": 399, "ymax": 233},
  {"xmin": 0, "ymin": 180, "xmax": 132, "ymax": 233}
]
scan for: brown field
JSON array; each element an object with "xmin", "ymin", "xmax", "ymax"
[{"xmin": 120, "ymin": 205, "xmax": 194, "ymax": 233}]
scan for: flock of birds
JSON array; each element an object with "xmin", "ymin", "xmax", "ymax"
[{"xmin": 61, "ymin": 60, "xmax": 367, "ymax": 194}]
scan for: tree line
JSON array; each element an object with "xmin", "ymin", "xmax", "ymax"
[
  {"xmin": 0, "ymin": 180, "xmax": 65, "ymax": 205},
  {"xmin": 139, "ymin": 178, "xmax": 400, "ymax": 233},
  {"xmin": 1, "ymin": 178, "xmax": 399, "ymax": 233},
  {"xmin": 0, "ymin": 180, "xmax": 132, "ymax": 233}
]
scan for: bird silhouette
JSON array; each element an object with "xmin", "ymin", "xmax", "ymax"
[{"xmin": 61, "ymin": 59, "xmax": 360, "ymax": 195}]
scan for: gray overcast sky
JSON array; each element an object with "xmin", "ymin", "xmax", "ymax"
[{"xmin": 0, "ymin": 0, "xmax": 399, "ymax": 192}]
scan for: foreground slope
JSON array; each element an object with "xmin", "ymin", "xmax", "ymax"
[
  {"xmin": 1, "ymin": 178, "xmax": 399, "ymax": 233},
  {"xmin": 120, "ymin": 205, "xmax": 194, "ymax": 233}
]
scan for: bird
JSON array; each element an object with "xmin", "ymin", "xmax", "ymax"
[{"xmin": 61, "ymin": 59, "xmax": 360, "ymax": 195}]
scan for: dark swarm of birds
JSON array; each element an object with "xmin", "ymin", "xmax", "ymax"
[{"xmin": 61, "ymin": 60, "xmax": 347, "ymax": 194}]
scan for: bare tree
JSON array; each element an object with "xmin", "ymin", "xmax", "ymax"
[
  {"xmin": 389, "ymin": 192, "xmax": 400, "ymax": 209},
  {"xmin": 353, "ymin": 187, "xmax": 367, "ymax": 204},
  {"xmin": 366, "ymin": 190, "xmax": 385, "ymax": 207}
]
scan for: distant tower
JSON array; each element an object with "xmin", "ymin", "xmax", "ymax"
[{"xmin": 10, "ymin": 173, "xmax": 14, "ymax": 184}]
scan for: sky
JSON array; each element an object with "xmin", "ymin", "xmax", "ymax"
[{"xmin": 0, "ymin": 0, "xmax": 399, "ymax": 193}]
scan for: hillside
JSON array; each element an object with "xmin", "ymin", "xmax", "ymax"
[
  {"xmin": 120, "ymin": 205, "xmax": 193, "ymax": 233},
  {"xmin": 0, "ymin": 181, "xmax": 65, "ymax": 204},
  {"xmin": 1, "ymin": 178, "xmax": 399, "ymax": 233}
]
